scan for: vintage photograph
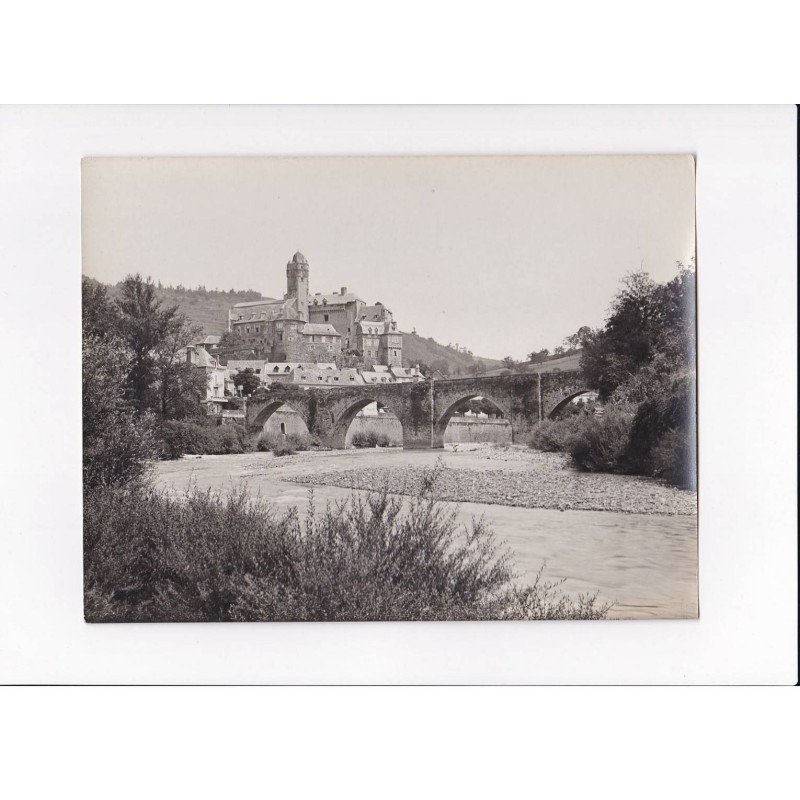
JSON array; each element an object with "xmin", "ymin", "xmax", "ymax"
[{"xmin": 82, "ymin": 155, "xmax": 697, "ymax": 622}]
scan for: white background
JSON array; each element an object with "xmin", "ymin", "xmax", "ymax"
[
  {"xmin": 1, "ymin": 105, "xmax": 795, "ymax": 686},
  {"xmin": 1, "ymin": 1, "xmax": 799, "ymax": 795}
]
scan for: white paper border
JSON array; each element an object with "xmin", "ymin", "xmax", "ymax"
[{"xmin": 0, "ymin": 105, "xmax": 795, "ymax": 684}]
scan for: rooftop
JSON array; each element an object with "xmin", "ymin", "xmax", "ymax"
[
  {"xmin": 310, "ymin": 292, "xmax": 362, "ymax": 306},
  {"xmin": 302, "ymin": 323, "xmax": 340, "ymax": 336},
  {"xmin": 232, "ymin": 298, "xmax": 280, "ymax": 309}
]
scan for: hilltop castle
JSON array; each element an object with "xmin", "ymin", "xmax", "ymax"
[{"xmin": 227, "ymin": 252, "xmax": 403, "ymax": 367}]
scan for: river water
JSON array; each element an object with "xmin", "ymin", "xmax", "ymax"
[{"xmin": 153, "ymin": 451, "xmax": 697, "ymax": 620}]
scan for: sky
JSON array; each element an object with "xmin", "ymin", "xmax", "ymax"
[{"xmin": 82, "ymin": 155, "xmax": 695, "ymax": 361}]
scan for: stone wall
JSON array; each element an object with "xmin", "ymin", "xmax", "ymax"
[{"xmin": 443, "ymin": 417, "xmax": 512, "ymax": 444}]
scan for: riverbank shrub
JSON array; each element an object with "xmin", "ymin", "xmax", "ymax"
[
  {"xmin": 256, "ymin": 431, "xmax": 312, "ymax": 455},
  {"xmin": 529, "ymin": 391, "xmax": 695, "ymax": 489},
  {"xmin": 620, "ymin": 372, "xmax": 696, "ymax": 488},
  {"xmin": 159, "ymin": 420, "xmax": 248, "ymax": 459},
  {"xmin": 83, "ymin": 473, "xmax": 613, "ymax": 622},
  {"xmin": 351, "ymin": 430, "xmax": 392, "ymax": 448},
  {"xmin": 569, "ymin": 407, "xmax": 635, "ymax": 473},
  {"xmin": 650, "ymin": 427, "xmax": 696, "ymax": 489},
  {"xmin": 527, "ymin": 417, "xmax": 585, "ymax": 452}
]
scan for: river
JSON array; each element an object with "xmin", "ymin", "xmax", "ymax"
[{"xmin": 153, "ymin": 449, "xmax": 698, "ymax": 620}]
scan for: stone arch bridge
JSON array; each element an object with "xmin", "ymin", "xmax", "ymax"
[{"xmin": 246, "ymin": 369, "xmax": 589, "ymax": 449}]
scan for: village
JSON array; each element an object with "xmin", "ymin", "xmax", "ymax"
[{"xmin": 179, "ymin": 252, "xmax": 514, "ymax": 442}]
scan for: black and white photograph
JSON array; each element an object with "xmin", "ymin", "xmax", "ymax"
[{"xmin": 82, "ymin": 154, "xmax": 698, "ymax": 622}]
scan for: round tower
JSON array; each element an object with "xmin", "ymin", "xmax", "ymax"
[{"xmin": 286, "ymin": 250, "xmax": 310, "ymax": 307}]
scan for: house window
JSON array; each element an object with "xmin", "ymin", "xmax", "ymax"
[
  {"xmin": 280, "ymin": 422, "xmax": 286, "ymax": 435},
  {"xmin": 324, "ymin": 314, "xmax": 329, "ymax": 322}
]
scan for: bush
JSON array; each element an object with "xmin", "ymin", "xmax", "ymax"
[
  {"xmin": 569, "ymin": 407, "xmax": 634, "ymax": 472},
  {"xmin": 621, "ymin": 372, "xmax": 696, "ymax": 487},
  {"xmin": 83, "ymin": 472, "xmax": 612, "ymax": 622},
  {"xmin": 256, "ymin": 431, "xmax": 311, "ymax": 455},
  {"xmin": 159, "ymin": 419, "xmax": 247, "ymax": 458},
  {"xmin": 528, "ymin": 417, "xmax": 585, "ymax": 452},
  {"xmin": 650, "ymin": 427, "xmax": 697, "ymax": 490},
  {"xmin": 351, "ymin": 430, "xmax": 391, "ymax": 448}
]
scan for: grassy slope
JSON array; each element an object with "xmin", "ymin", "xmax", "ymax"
[
  {"xmin": 400, "ymin": 332, "xmax": 503, "ymax": 372},
  {"xmin": 102, "ymin": 281, "xmax": 264, "ymax": 336},
  {"xmin": 92, "ymin": 278, "xmax": 502, "ymax": 373}
]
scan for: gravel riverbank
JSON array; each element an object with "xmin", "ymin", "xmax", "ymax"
[{"xmin": 281, "ymin": 447, "xmax": 697, "ymax": 516}]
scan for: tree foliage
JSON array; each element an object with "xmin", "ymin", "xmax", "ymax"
[
  {"xmin": 82, "ymin": 274, "xmax": 210, "ymax": 486},
  {"xmin": 567, "ymin": 263, "xmax": 697, "ymax": 488},
  {"xmin": 580, "ymin": 265, "xmax": 695, "ymax": 401},
  {"xmin": 232, "ymin": 368, "xmax": 261, "ymax": 396},
  {"xmin": 82, "ymin": 279, "xmax": 155, "ymax": 489},
  {"xmin": 116, "ymin": 274, "xmax": 202, "ymax": 413},
  {"xmin": 527, "ymin": 348, "xmax": 550, "ymax": 364}
]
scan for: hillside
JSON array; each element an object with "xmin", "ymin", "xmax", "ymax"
[
  {"xmin": 102, "ymin": 280, "xmax": 264, "ymax": 336},
  {"xmin": 400, "ymin": 332, "xmax": 503, "ymax": 375},
  {"xmin": 88, "ymin": 278, "xmax": 503, "ymax": 374}
]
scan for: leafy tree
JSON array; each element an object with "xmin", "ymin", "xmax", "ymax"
[
  {"xmin": 82, "ymin": 277, "xmax": 121, "ymax": 340},
  {"xmin": 580, "ymin": 266, "xmax": 695, "ymax": 401},
  {"xmin": 155, "ymin": 333, "xmax": 208, "ymax": 419},
  {"xmin": 553, "ymin": 346, "xmax": 565, "ymax": 356},
  {"xmin": 116, "ymin": 274, "xmax": 199, "ymax": 415},
  {"xmin": 233, "ymin": 368, "xmax": 261, "ymax": 396},
  {"xmin": 218, "ymin": 330, "xmax": 242, "ymax": 350},
  {"xmin": 502, "ymin": 356, "xmax": 517, "ymax": 370},
  {"xmin": 527, "ymin": 349, "xmax": 549, "ymax": 364},
  {"xmin": 83, "ymin": 331, "xmax": 154, "ymax": 489},
  {"xmin": 564, "ymin": 326, "xmax": 593, "ymax": 352}
]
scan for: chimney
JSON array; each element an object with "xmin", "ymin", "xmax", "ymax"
[{"xmin": 341, "ymin": 286, "xmax": 347, "ymax": 295}]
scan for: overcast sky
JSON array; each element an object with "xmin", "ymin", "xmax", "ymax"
[{"xmin": 82, "ymin": 155, "xmax": 695, "ymax": 361}]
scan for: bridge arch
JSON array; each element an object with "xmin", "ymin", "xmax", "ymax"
[
  {"xmin": 249, "ymin": 399, "xmax": 309, "ymax": 433},
  {"xmin": 329, "ymin": 396, "xmax": 404, "ymax": 449},
  {"xmin": 433, "ymin": 393, "xmax": 511, "ymax": 447},
  {"xmin": 546, "ymin": 389, "xmax": 593, "ymax": 420}
]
